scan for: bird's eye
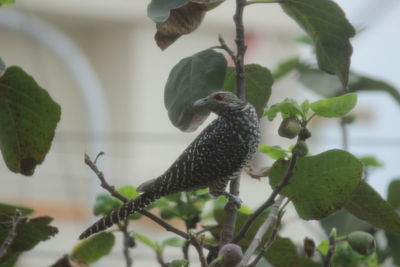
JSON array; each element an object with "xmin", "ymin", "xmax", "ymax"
[{"xmin": 213, "ymin": 93, "xmax": 225, "ymax": 101}]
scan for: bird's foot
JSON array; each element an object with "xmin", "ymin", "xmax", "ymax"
[{"xmin": 222, "ymin": 192, "xmax": 242, "ymax": 208}]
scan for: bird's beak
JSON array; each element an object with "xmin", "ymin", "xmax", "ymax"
[{"xmin": 193, "ymin": 97, "xmax": 208, "ymax": 108}]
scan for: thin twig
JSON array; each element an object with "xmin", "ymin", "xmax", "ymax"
[
  {"xmin": 323, "ymin": 235, "xmax": 336, "ymax": 267},
  {"xmin": 218, "ymin": 35, "xmax": 236, "ymax": 62},
  {"xmin": 0, "ymin": 210, "xmax": 22, "ymax": 259},
  {"xmin": 84, "ymin": 153, "xmax": 216, "ymax": 250},
  {"xmin": 233, "ymin": 155, "xmax": 297, "ymax": 243},
  {"xmin": 247, "ymin": 208, "xmax": 284, "ymax": 267},
  {"xmin": 119, "ymin": 221, "xmax": 133, "ymax": 267},
  {"xmin": 190, "ymin": 234, "xmax": 208, "ymax": 267},
  {"xmin": 242, "ymin": 195, "xmax": 285, "ymax": 264}
]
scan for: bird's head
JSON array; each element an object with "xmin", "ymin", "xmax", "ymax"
[{"xmin": 193, "ymin": 91, "xmax": 247, "ymax": 116}]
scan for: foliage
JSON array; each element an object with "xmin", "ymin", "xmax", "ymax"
[
  {"xmin": 1, "ymin": 0, "xmax": 400, "ymax": 266},
  {"xmin": 0, "ymin": 66, "xmax": 61, "ymax": 175}
]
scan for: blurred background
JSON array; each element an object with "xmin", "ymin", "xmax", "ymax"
[{"xmin": 0, "ymin": 0, "xmax": 399, "ymax": 266}]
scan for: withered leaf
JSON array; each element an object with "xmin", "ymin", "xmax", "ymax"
[{"xmin": 155, "ymin": 2, "xmax": 206, "ymax": 50}]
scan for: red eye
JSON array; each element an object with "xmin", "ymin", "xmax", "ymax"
[{"xmin": 213, "ymin": 93, "xmax": 224, "ymax": 101}]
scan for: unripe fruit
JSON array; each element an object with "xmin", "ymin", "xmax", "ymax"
[
  {"xmin": 347, "ymin": 231, "xmax": 376, "ymax": 256},
  {"xmin": 293, "ymin": 141, "xmax": 308, "ymax": 157},
  {"xmin": 278, "ymin": 117, "xmax": 301, "ymax": 139},
  {"xmin": 219, "ymin": 243, "xmax": 243, "ymax": 267}
]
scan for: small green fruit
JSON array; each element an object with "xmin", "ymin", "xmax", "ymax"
[
  {"xmin": 293, "ymin": 141, "xmax": 308, "ymax": 157},
  {"xmin": 347, "ymin": 231, "xmax": 376, "ymax": 256},
  {"xmin": 278, "ymin": 117, "xmax": 301, "ymax": 139}
]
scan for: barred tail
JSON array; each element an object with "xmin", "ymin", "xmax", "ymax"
[{"xmin": 79, "ymin": 192, "xmax": 157, "ymax": 239}]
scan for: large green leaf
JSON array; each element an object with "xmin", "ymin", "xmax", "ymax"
[
  {"xmin": 0, "ymin": 216, "xmax": 58, "ymax": 265},
  {"xmin": 71, "ymin": 232, "xmax": 115, "ymax": 264},
  {"xmin": 269, "ymin": 149, "xmax": 363, "ymax": 220},
  {"xmin": 0, "ymin": 66, "xmax": 61, "ymax": 175},
  {"xmin": 265, "ymin": 237, "xmax": 300, "ymax": 267},
  {"xmin": 387, "ymin": 179, "xmax": 400, "ymax": 209},
  {"xmin": 298, "ymin": 67, "xmax": 400, "ymax": 106},
  {"xmin": 310, "ymin": 93, "xmax": 357, "ymax": 118},
  {"xmin": 164, "ymin": 49, "xmax": 227, "ymax": 132},
  {"xmin": 147, "ymin": 0, "xmax": 191, "ymax": 23},
  {"xmin": 344, "ymin": 181, "xmax": 400, "ymax": 235},
  {"xmin": 0, "ymin": 202, "xmax": 34, "ymax": 217},
  {"xmin": 280, "ymin": 0, "xmax": 355, "ymax": 87},
  {"xmin": 223, "ymin": 64, "xmax": 273, "ymax": 117}
]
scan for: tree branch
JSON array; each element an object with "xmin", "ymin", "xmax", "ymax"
[
  {"xmin": 119, "ymin": 220, "xmax": 133, "ymax": 267},
  {"xmin": 242, "ymin": 195, "xmax": 285, "ymax": 264},
  {"xmin": 0, "ymin": 210, "xmax": 22, "ymax": 259},
  {"xmin": 190, "ymin": 234, "xmax": 208, "ymax": 267},
  {"xmin": 246, "ymin": 202, "xmax": 284, "ymax": 267},
  {"xmin": 219, "ymin": 0, "xmax": 248, "ymax": 248},
  {"xmin": 233, "ymin": 155, "xmax": 297, "ymax": 243},
  {"xmin": 84, "ymin": 153, "xmax": 215, "ymax": 251}
]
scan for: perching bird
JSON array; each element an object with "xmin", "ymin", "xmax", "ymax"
[{"xmin": 79, "ymin": 91, "xmax": 260, "ymax": 239}]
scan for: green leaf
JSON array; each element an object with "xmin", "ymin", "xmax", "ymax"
[
  {"xmin": 134, "ymin": 232, "xmax": 158, "ymax": 250},
  {"xmin": 170, "ymin": 259, "xmax": 189, "ymax": 267},
  {"xmin": 162, "ymin": 237, "xmax": 185, "ymax": 247},
  {"xmin": 310, "ymin": 93, "xmax": 357, "ymax": 118},
  {"xmin": 0, "ymin": 216, "xmax": 58, "ymax": 265},
  {"xmin": 223, "ymin": 64, "xmax": 273, "ymax": 117},
  {"xmin": 0, "ymin": 202, "xmax": 34, "ymax": 217},
  {"xmin": 71, "ymin": 232, "xmax": 115, "ymax": 264},
  {"xmin": 280, "ymin": 0, "xmax": 355, "ymax": 87},
  {"xmin": 348, "ymin": 74, "xmax": 400, "ymax": 106},
  {"xmin": 0, "ymin": 66, "xmax": 61, "ymax": 175},
  {"xmin": 147, "ymin": 0, "xmax": 191, "ymax": 23},
  {"xmin": 387, "ymin": 179, "xmax": 400, "ymax": 209},
  {"xmin": 298, "ymin": 68, "xmax": 400, "ymax": 106},
  {"xmin": 118, "ymin": 185, "xmax": 139, "ymax": 199},
  {"xmin": 385, "ymin": 231, "xmax": 400, "ymax": 266},
  {"xmin": 264, "ymin": 236, "xmax": 300, "ymax": 267},
  {"xmin": 359, "ymin": 156, "xmax": 384, "ymax": 168},
  {"xmin": 93, "ymin": 194, "xmax": 122, "ymax": 217},
  {"xmin": 317, "ymin": 240, "xmax": 329, "ymax": 256},
  {"xmin": 269, "ymin": 149, "xmax": 363, "ymax": 220},
  {"xmin": 264, "ymin": 99, "xmax": 303, "ymax": 121},
  {"xmin": 0, "ymin": 0, "xmax": 15, "ymax": 6},
  {"xmin": 319, "ymin": 209, "xmax": 372, "ymax": 237},
  {"xmin": 300, "ymin": 100, "xmax": 310, "ymax": 114},
  {"xmin": 345, "ymin": 181, "xmax": 400, "ymax": 235},
  {"xmin": 332, "ymin": 243, "xmax": 362, "ymax": 267},
  {"xmin": 164, "ymin": 49, "xmax": 227, "ymax": 132},
  {"xmin": 272, "ymin": 57, "xmax": 300, "ymax": 81},
  {"xmin": 259, "ymin": 144, "xmax": 288, "ymax": 160}
]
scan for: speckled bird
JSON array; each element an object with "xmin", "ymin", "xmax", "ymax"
[{"xmin": 79, "ymin": 91, "xmax": 260, "ymax": 239}]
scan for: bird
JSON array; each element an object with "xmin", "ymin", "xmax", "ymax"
[{"xmin": 79, "ymin": 91, "xmax": 260, "ymax": 239}]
